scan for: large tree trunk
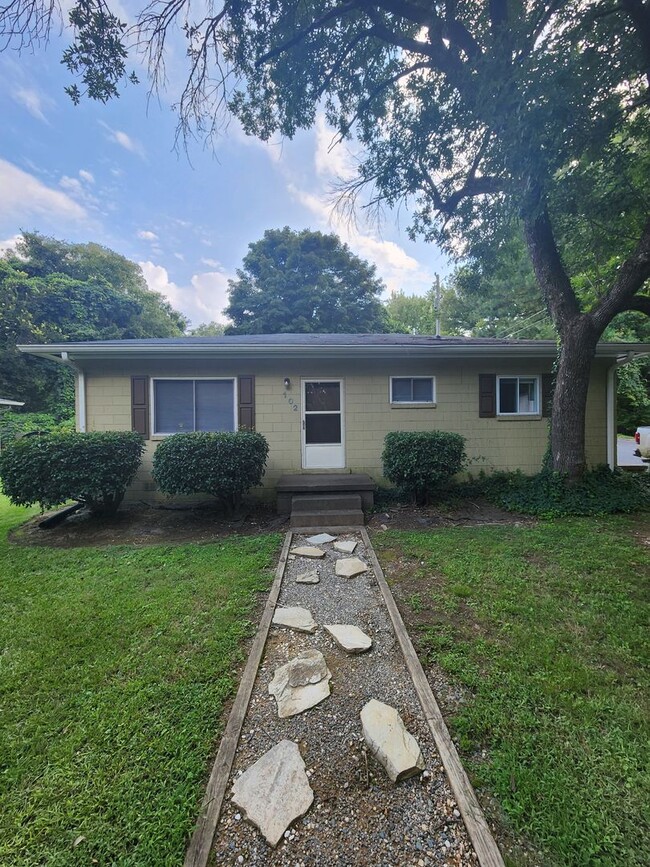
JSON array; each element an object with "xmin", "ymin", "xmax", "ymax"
[
  {"xmin": 523, "ymin": 204, "xmax": 602, "ymax": 478},
  {"xmin": 550, "ymin": 316, "xmax": 600, "ymax": 478}
]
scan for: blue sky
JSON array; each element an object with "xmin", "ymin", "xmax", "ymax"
[{"xmin": 0, "ymin": 22, "xmax": 450, "ymax": 328}]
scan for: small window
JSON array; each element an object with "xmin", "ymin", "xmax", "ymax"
[
  {"xmin": 390, "ymin": 377, "xmax": 435, "ymax": 404},
  {"xmin": 153, "ymin": 379, "xmax": 235, "ymax": 434},
  {"xmin": 497, "ymin": 376, "xmax": 539, "ymax": 415}
]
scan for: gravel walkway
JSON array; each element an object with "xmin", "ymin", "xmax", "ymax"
[{"xmin": 210, "ymin": 531, "xmax": 477, "ymax": 866}]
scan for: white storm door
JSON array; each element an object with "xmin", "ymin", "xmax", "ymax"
[{"xmin": 302, "ymin": 380, "xmax": 345, "ymax": 469}]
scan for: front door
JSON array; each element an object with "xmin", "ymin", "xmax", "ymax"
[{"xmin": 301, "ymin": 379, "xmax": 345, "ymax": 469}]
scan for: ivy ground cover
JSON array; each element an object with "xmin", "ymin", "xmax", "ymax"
[
  {"xmin": 0, "ymin": 496, "xmax": 279, "ymax": 865},
  {"xmin": 374, "ymin": 517, "xmax": 649, "ymax": 867}
]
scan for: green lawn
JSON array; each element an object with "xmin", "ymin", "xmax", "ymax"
[
  {"xmin": 374, "ymin": 517, "xmax": 649, "ymax": 867},
  {"xmin": 0, "ymin": 497, "xmax": 280, "ymax": 866}
]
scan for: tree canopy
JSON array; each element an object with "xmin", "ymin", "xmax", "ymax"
[
  {"xmin": 0, "ymin": 233, "xmax": 186, "ymax": 414},
  {"xmin": 224, "ymin": 227, "xmax": 388, "ymax": 333},
  {"xmin": 3, "ymin": 0, "xmax": 649, "ymax": 475}
]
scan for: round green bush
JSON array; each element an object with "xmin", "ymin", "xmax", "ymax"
[
  {"xmin": 382, "ymin": 430, "xmax": 466, "ymax": 504},
  {"xmin": 0, "ymin": 431, "xmax": 145, "ymax": 515},
  {"xmin": 151, "ymin": 431, "xmax": 269, "ymax": 513}
]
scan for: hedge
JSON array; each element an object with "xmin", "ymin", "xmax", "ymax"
[
  {"xmin": 151, "ymin": 431, "xmax": 269, "ymax": 513},
  {"xmin": 0, "ymin": 431, "xmax": 145, "ymax": 515},
  {"xmin": 382, "ymin": 430, "xmax": 466, "ymax": 504}
]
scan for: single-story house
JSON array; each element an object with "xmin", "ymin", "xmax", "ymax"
[{"xmin": 18, "ymin": 335, "xmax": 649, "ymax": 506}]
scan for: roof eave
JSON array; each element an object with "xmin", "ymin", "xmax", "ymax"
[{"xmin": 16, "ymin": 341, "xmax": 650, "ymax": 363}]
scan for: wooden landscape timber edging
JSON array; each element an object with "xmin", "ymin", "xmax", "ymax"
[
  {"xmin": 183, "ymin": 531, "xmax": 293, "ymax": 867},
  {"xmin": 360, "ymin": 527, "xmax": 506, "ymax": 867}
]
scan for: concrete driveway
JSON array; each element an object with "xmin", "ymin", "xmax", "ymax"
[{"xmin": 617, "ymin": 435, "xmax": 648, "ymax": 467}]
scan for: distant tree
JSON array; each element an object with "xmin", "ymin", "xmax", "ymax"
[
  {"xmin": 190, "ymin": 321, "xmax": 227, "ymax": 336},
  {"xmin": 385, "ymin": 291, "xmax": 438, "ymax": 335},
  {"xmin": 442, "ymin": 233, "xmax": 555, "ymax": 340},
  {"xmin": 0, "ymin": 233, "xmax": 187, "ymax": 414},
  {"xmin": 225, "ymin": 228, "xmax": 388, "ymax": 334}
]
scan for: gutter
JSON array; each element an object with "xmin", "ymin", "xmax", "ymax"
[{"xmin": 17, "ymin": 341, "xmax": 650, "ymax": 362}]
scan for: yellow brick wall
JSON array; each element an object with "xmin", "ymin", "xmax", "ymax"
[{"xmin": 81, "ymin": 356, "xmax": 610, "ymax": 503}]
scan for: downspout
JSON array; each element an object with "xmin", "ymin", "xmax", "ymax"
[
  {"xmin": 61, "ymin": 352, "xmax": 87, "ymax": 433},
  {"xmin": 606, "ymin": 364, "xmax": 616, "ymax": 470}
]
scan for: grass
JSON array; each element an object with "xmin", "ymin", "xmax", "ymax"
[
  {"xmin": 374, "ymin": 516, "xmax": 650, "ymax": 867},
  {"xmin": 0, "ymin": 497, "xmax": 280, "ymax": 866}
]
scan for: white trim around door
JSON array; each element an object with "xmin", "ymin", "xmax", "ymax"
[{"xmin": 301, "ymin": 379, "xmax": 345, "ymax": 469}]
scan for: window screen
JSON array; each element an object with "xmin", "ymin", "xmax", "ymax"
[
  {"xmin": 497, "ymin": 377, "xmax": 539, "ymax": 415},
  {"xmin": 154, "ymin": 379, "xmax": 235, "ymax": 433},
  {"xmin": 391, "ymin": 377, "xmax": 434, "ymax": 403}
]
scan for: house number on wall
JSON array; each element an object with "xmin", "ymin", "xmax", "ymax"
[{"xmin": 283, "ymin": 391, "xmax": 298, "ymax": 411}]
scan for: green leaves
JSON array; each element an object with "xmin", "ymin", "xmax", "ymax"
[
  {"xmin": 0, "ymin": 431, "xmax": 145, "ymax": 514},
  {"xmin": 224, "ymin": 227, "xmax": 388, "ymax": 334},
  {"xmin": 151, "ymin": 431, "xmax": 269, "ymax": 513},
  {"xmin": 382, "ymin": 430, "xmax": 467, "ymax": 505}
]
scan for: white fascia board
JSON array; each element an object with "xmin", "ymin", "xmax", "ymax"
[{"xmin": 16, "ymin": 341, "xmax": 650, "ymax": 362}]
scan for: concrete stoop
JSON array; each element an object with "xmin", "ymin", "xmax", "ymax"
[{"xmin": 289, "ymin": 493, "xmax": 365, "ymax": 528}]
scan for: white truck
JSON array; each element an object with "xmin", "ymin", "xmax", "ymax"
[{"xmin": 634, "ymin": 426, "xmax": 650, "ymax": 459}]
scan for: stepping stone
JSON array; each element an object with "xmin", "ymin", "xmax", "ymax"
[
  {"xmin": 232, "ymin": 740, "xmax": 314, "ymax": 847},
  {"xmin": 324, "ymin": 624, "xmax": 372, "ymax": 654},
  {"xmin": 272, "ymin": 606, "xmax": 318, "ymax": 633},
  {"xmin": 296, "ymin": 570, "xmax": 320, "ymax": 584},
  {"xmin": 268, "ymin": 649, "xmax": 332, "ymax": 718},
  {"xmin": 306, "ymin": 533, "xmax": 337, "ymax": 544},
  {"xmin": 334, "ymin": 539, "xmax": 357, "ymax": 554},
  {"xmin": 360, "ymin": 699, "xmax": 425, "ymax": 783},
  {"xmin": 335, "ymin": 557, "xmax": 368, "ymax": 578},
  {"xmin": 290, "ymin": 546, "xmax": 326, "ymax": 558}
]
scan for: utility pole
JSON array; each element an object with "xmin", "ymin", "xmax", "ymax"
[{"xmin": 434, "ymin": 273, "xmax": 441, "ymax": 337}]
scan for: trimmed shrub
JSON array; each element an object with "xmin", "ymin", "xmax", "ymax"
[
  {"xmin": 0, "ymin": 431, "xmax": 145, "ymax": 515},
  {"xmin": 151, "ymin": 431, "xmax": 269, "ymax": 513},
  {"xmin": 382, "ymin": 430, "xmax": 466, "ymax": 504}
]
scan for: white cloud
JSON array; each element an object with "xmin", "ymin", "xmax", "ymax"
[
  {"xmin": 79, "ymin": 169, "xmax": 95, "ymax": 184},
  {"xmin": 287, "ymin": 182, "xmax": 428, "ymax": 297},
  {"xmin": 0, "ymin": 234, "xmax": 22, "ymax": 254},
  {"xmin": 314, "ymin": 114, "xmax": 357, "ymax": 181},
  {"xmin": 0, "ymin": 159, "xmax": 87, "ymax": 222},
  {"xmin": 200, "ymin": 257, "xmax": 222, "ymax": 268},
  {"xmin": 12, "ymin": 87, "xmax": 51, "ymax": 123},
  {"xmin": 137, "ymin": 230, "xmax": 159, "ymax": 241},
  {"xmin": 139, "ymin": 261, "xmax": 232, "ymax": 327},
  {"xmin": 99, "ymin": 122, "xmax": 146, "ymax": 158}
]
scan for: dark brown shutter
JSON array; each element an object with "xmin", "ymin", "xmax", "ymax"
[
  {"xmin": 541, "ymin": 373, "xmax": 554, "ymax": 418},
  {"xmin": 131, "ymin": 376, "xmax": 149, "ymax": 438},
  {"xmin": 479, "ymin": 374, "xmax": 496, "ymax": 418},
  {"xmin": 238, "ymin": 376, "xmax": 255, "ymax": 430}
]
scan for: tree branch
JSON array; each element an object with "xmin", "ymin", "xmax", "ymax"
[
  {"xmin": 255, "ymin": 1, "xmax": 361, "ymax": 67},
  {"xmin": 592, "ymin": 217, "xmax": 650, "ymax": 331},
  {"xmin": 622, "ymin": 294, "xmax": 650, "ymax": 316},
  {"xmin": 523, "ymin": 201, "xmax": 581, "ymax": 332}
]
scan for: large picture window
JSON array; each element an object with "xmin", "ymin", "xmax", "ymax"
[
  {"xmin": 390, "ymin": 376, "xmax": 435, "ymax": 404},
  {"xmin": 497, "ymin": 376, "xmax": 539, "ymax": 415},
  {"xmin": 153, "ymin": 379, "xmax": 236, "ymax": 434}
]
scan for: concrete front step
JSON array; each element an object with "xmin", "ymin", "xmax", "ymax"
[
  {"xmin": 291, "ymin": 493, "xmax": 362, "ymax": 513},
  {"xmin": 289, "ymin": 509, "xmax": 365, "ymax": 528},
  {"xmin": 289, "ymin": 493, "xmax": 365, "ymax": 528},
  {"xmin": 277, "ymin": 473, "xmax": 375, "ymax": 514}
]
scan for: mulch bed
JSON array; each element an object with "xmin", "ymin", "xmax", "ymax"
[{"xmin": 10, "ymin": 498, "xmax": 530, "ymax": 549}]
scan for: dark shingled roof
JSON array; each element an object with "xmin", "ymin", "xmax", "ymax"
[{"xmin": 42, "ymin": 333, "xmax": 558, "ymax": 347}]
